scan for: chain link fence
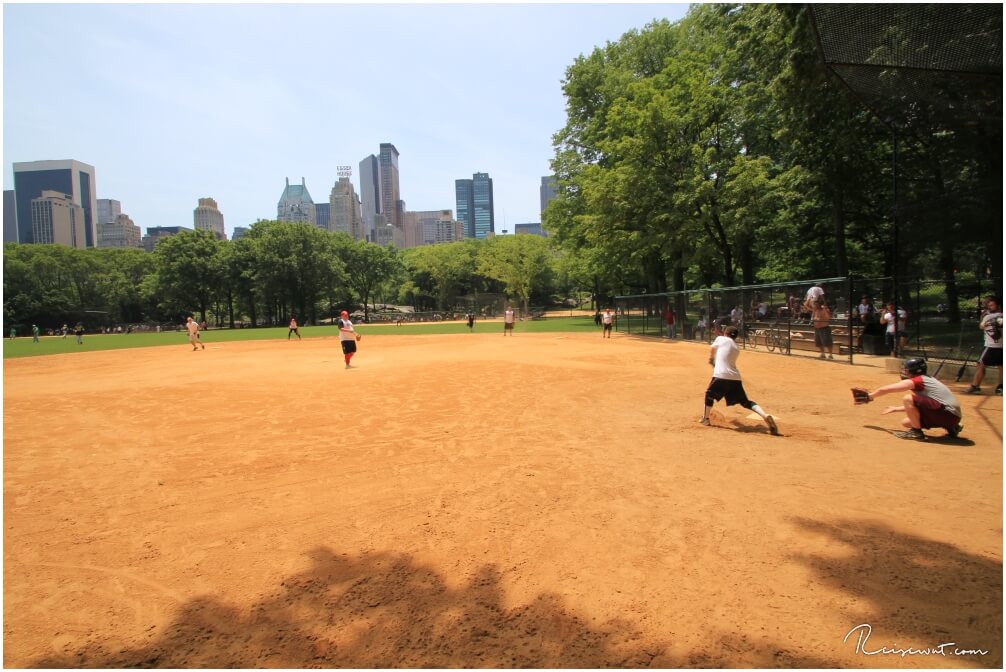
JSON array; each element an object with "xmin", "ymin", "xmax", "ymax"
[{"xmin": 616, "ymin": 276, "xmax": 1002, "ymax": 365}]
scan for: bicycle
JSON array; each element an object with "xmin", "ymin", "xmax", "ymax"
[{"xmin": 764, "ymin": 323, "xmax": 790, "ymax": 354}]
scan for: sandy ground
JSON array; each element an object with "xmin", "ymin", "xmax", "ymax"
[{"xmin": 3, "ymin": 331, "xmax": 1002, "ymax": 668}]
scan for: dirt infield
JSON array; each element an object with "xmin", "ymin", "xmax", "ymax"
[{"xmin": 3, "ymin": 332, "xmax": 1002, "ymax": 668}]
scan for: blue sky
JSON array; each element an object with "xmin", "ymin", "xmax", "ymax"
[{"xmin": 3, "ymin": 2, "xmax": 688, "ymax": 238}]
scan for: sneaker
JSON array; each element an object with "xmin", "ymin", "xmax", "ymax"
[
  {"xmin": 818, "ymin": 354, "xmax": 826, "ymax": 359},
  {"xmin": 765, "ymin": 416, "xmax": 780, "ymax": 436},
  {"xmin": 700, "ymin": 417, "xmax": 710, "ymax": 426},
  {"xmin": 965, "ymin": 385, "xmax": 982, "ymax": 394},
  {"xmin": 201, "ymin": 344, "xmax": 205, "ymax": 350},
  {"xmin": 947, "ymin": 424, "xmax": 964, "ymax": 438},
  {"xmin": 345, "ymin": 364, "xmax": 351, "ymax": 369},
  {"xmin": 894, "ymin": 428, "xmax": 926, "ymax": 441},
  {"xmin": 828, "ymin": 354, "xmax": 834, "ymax": 360},
  {"xmin": 996, "ymin": 386, "xmax": 1003, "ymax": 396}
]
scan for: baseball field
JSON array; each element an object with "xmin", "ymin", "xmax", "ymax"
[{"xmin": 3, "ymin": 327, "xmax": 1002, "ymax": 667}]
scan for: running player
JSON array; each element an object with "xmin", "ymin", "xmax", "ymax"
[
  {"xmin": 186, "ymin": 316, "xmax": 205, "ymax": 351},
  {"xmin": 337, "ymin": 310, "xmax": 360, "ymax": 368},
  {"xmin": 701, "ymin": 325, "xmax": 779, "ymax": 435}
]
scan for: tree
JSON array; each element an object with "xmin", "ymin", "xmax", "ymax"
[{"xmin": 477, "ymin": 234, "xmax": 555, "ymax": 315}]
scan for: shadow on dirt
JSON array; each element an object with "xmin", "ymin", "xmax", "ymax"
[
  {"xmin": 862, "ymin": 424, "xmax": 978, "ymax": 446},
  {"xmin": 30, "ymin": 546, "xmax": 841, "ymax": 668},
  {"xmin": 788, "ymin": 517, "xmax": 1002, "ymax": 667}
]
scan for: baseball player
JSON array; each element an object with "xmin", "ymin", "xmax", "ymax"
[
  {"xmin": 700, "ymin": 325, "xmax": 779, "ymax": 435},
  {"xmin": 186, "ymin": 316, "xmax": 205, "ymax": 351},
  {"xmin": 966, "ymin": 297, "xmax": 1002, "ymax": 395},
  {"xmin": 851, "ymin": 357, "xmax": 963, "ymax": 440},
  {"xmin": 288, "ymin": 316, "xmax": 302, "ymax": 340},
  {"xmin": 337, "ymin": 310, "xmax": 361, "ymax": 368}
]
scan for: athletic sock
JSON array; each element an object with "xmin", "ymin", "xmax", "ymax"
[
  {"xmin": 702, "ymin": 405, "xmax": 712, "ymax": 421},
  {"xmin": 749, "ymin": 404, "xmax": 769, "ymax": 420}
]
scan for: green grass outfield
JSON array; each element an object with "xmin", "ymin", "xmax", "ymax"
[{"xmin": 3, "ymin": 316, "xmax": 605, "ymax": 359}]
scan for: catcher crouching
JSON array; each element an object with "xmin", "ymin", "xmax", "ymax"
[{"xmin": 852, "ymin": 358, "xmax": 963, "ymax": 440}]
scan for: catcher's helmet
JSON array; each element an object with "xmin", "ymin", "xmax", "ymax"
[{"xmin": 901, "ymin": 357, "xmax": 927, "ymax": 377}]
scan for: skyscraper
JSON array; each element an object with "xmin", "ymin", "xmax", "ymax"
[
  {"xmin": 97, "ymin": 198, "xmax": 121, "ymax": 226},
  {"xmin": 455, "ymin": 179, "xmax": 474, "ymax": 238},
  {"xmin": 193, "ymin": 197, "xmax": 225, "ymax": 239},
  {"xmin": 30, "ymin": 190, "xmax": 85, "ymax": 247},
  {"xmin": 277, "ymin": 177, "xmax": 316, "ymax": 225},
  {"xmin": 13, "ymin": 160, "xmax": 97, "ymax": 246},
  {"xmin": 331, "ymin": 177, "xmax": 364, "ymax": 240},
  {"xmin": 4, "ymin": 190, "xmax": 17, "ymax": 243},
  {"xmin": 378, "ymin": 143, "xmax": 401, "ymax": 229},
  {"xmin": 97, "ymin": 214, "xmax": 142, "ymax": 248},
  {"xmin": 359, "ymin": 154, "xmax": 382, "ymax": 242},
  {"xmin": 540, "ymin": 175, "xmax": 558, "ymax": 215},
  {"xmin": 455, "ymin": 172, "xmax": 494, "ymax": 240}
]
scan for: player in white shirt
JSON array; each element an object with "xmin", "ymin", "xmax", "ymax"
[
  {"xmin": 503, "ymin": 307, "xmax": 516, "ymax": 336},
  {"xmin": 701, "ymin": 325, "xmax": 779, "ymax": 435},
  {"xmin": 186, "ymin": 316, "xmax": 205, "ymax": 351},
  {"xmin": 337, "ymin": 310, "xmax": 361, "ymax": 368},
  {"xmin": 967, "ymin": 297, "xmax": 1003, "ymax": 395}
]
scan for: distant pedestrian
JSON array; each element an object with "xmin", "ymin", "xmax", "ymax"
[
  {"xmin": 74, "ymin": 323, "xmax": 84, "ymax": 345},
  {"xmin": 467, "ymin": 312, "xmax": 475, "ymax": 331},
  {"xmin": 186, "ymin": 316, "xmax": 205, "ymax": 351},
  {"xmin": 880, "ymin": 302, "xmax": 908, "ymax": 356},
  {"xmin": 288, "ymin": 316, "xmax": 302, "ymax": 340},
  {"xmin": 32, "ymin": 324, "xmax": 40, "ymax": 343},
  {"xmin": 504, "ymin": 306, "xmax": 515, "ymax": 336},
  {"xmin": 61, "ymin": 324, "xmax": 69, "ymax": 339},
  {"xmin": 8, "ymin": 327, "xmax": 15, "ymax": 340}
]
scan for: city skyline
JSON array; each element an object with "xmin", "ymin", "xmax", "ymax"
[{"xmin": 2, "ymin": 3, "xmax": 689, "ymax": 239}]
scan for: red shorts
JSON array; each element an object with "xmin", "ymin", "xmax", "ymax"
[{"xmin": 912, "ymin": 394, "xmax": 961, "ymax": 430}]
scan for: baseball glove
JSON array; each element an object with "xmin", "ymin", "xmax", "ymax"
[
  {"xmin": 355, "ymin": 334, "xmax": 362, "ymax": 342},
  {"xmin": 851, "ymin": 387, "xmax": 872, "ymax": 404}
]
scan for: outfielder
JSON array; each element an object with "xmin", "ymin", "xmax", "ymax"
[
  {"xmin": 851, "ymin": 357, "xmax": 963, "ymax": 440},
  {"xmin": 337, "ymin": 310, "xmax": 361, "ymax": 368},
  {"xmin": 700, "ymin": 325, "xmax": 780, "ymax": 435}
]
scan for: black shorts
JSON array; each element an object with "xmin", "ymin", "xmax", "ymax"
[
  {"xmin": 814, "ymin": 327, "xmax": 833, "ymax": 347},
  {"xmin": 340, "ymin": 340, "xmax": 357, "ymax": 355},
  {"xmin": 603, "ymin": 323, "xmax": 612, "ymax": 331},
  {"xmin": 979, "ymin": 347, "xmax": 1003, "ymax": 367},
  {"xmin": 705, "ymin": 378, "xmax": 750, "ymax": 406}
]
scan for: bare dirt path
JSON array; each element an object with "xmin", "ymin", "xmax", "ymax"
[{"xmin": 3, "ymin": 333, "xmax": 1002, "ymax": 667}]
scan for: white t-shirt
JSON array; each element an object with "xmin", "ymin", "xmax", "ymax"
[
  {"xmin": 186, "ymin": 320, "xmax": 199, "ymax": 337},
  {"xmin": 883, "ymin": 309, "xmax": 907, "ymax": 334},
  {"xmin": 601, "ymin": 311, "xmax": 612, "ymax": 325},
  {"xmin": 806, "ymin": 286, "xmax": 824, "ymax": 303},
  {"xmin": 711, "ymin": 335, "xmax": 741, "ymax": 380},
  {"xmin": 980, "ymin": 311, "xmax": 1003, "ymax": 349},
  {"xmin": 338, "ymin": 318, "xmax": 356, "ymax": 341},
  {"xmin": 504, "ymin": 309, "xmax": 515, "ymax": 324}
]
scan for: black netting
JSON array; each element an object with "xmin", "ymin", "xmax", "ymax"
[{"xmin": 810, "ymin": 4, "xmax": 1002, "ymax": 133}]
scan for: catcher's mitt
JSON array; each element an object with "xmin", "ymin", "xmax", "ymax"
[{"xmin": 851, "ymin": 387, "xmax": 872, "ymax": 404}]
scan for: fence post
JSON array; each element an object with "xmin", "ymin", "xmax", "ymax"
[{"xmin": 847, "ymin": 275, "xmax": 855, "ymax": 365}]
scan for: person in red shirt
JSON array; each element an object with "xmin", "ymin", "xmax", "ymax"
[{"xmin": 663, "ymin": 305, "xmax": 676, "ymax": 339}]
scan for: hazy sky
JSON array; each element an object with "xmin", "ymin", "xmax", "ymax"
[{"xmin": 3, "ymin": 2, "xmax": 688, "ymax": 238}]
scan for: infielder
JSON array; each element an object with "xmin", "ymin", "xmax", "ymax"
[
  {"xmin": 701, "ymin": 325, "xmax": 780, "ymax": 435},
  {"xmin": 851, "ymin": 357, "xmax": 963, "ymax": 440},
  {"xmin": 186, "ymin": 316, "xmax": 205, "ymax": 351}
]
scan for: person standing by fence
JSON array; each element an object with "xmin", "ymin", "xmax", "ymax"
[
  {"xmin": 812, "ymin": 302, "xmax": 834, "ymax": 359},
  {"xmin": 966, "ymin": 297, "xmax": 1003, "ymax": 395},
  {"xmin": 880, "ymin": 302, "xmax": 908, "ymax": 357},
  {"xmin": 602, "ymin": 308, "xmax": 614, "ymax": 338},
  {"xmin": 663, "ymin": 305, "xmax": 676, "ymax": 339}
]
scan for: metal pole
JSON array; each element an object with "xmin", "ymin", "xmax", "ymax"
[{"xmin": 892, "ymin": 131, "xmax": 900, "ymax": 359}]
